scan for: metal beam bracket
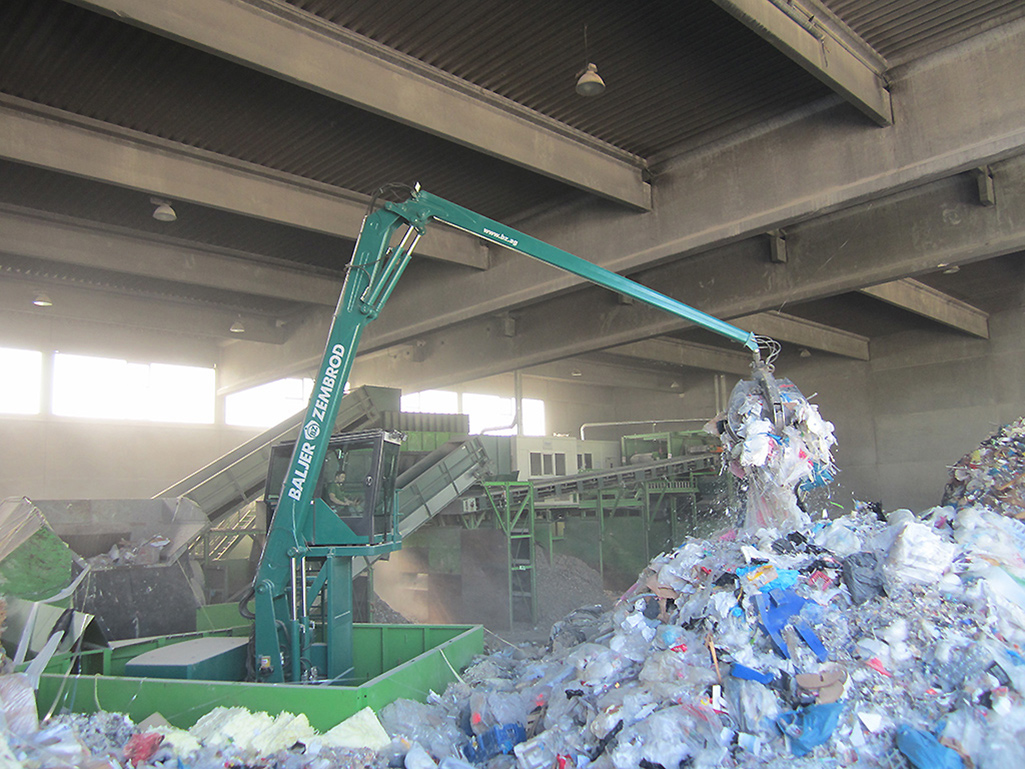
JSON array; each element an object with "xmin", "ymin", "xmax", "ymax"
[
  {"xmin": 971, "ymin": 166, "xmax": 997, "ymax": 207},
  {"xmin": 768, "ymin": 230, "xmax": 788, "ymax": 264}
]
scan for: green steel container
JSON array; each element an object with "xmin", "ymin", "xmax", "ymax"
[{"xmin": 34, "ymin": 610, "xmax": 482, "ymax": 731}]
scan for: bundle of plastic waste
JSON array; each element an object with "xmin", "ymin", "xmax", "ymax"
[{"xmin": 710, "ymin": 376, "xmax": 836, "ymax": 531}]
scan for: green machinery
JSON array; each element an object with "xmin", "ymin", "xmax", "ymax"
[
  {"xmin": 252, "ymin": 183, "xmax": 774, "ymax": 684},
  {"xmin": 622, "ymin": 429, "xmax": 723, "ymax": 463}
]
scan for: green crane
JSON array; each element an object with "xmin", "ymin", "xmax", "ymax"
[{"xmin": 251, "ymin": 184, "xmax": 769, "ymax": 683}]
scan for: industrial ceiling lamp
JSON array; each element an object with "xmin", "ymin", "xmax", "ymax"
[
  {"xmin": 575, "ymin": 25, "xmax": 605, "ymax": 97},
  {"xmin": 150, "ymin": 197, "xmax": 177, "ymax": 222},
  {"xmin": 230, "ymin": 317, "xmax": 246, "ymax": 334},
  {"xmin": 32, "ymin": 292, "xmax": 53, "ymax": 307}
]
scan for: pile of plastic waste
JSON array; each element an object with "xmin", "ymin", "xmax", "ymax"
[
  {"xmin": 380, "ymin": 503, "xmax": 1025, "ymax": 769},
  {"xmin": 85, "ymin": 535, "xmax": 172, "ymax": 568},
  {"xmin": 4, "ymin": 513, "xmax": 1024, "ymax": 769},
  {"xmin": 711, "ymin": 376, "xmax": 836, "ymax": 531},
  {"xmin": 943, "ymin": 416, "xmax": 1025, "ymax": 520},
  {"xmin": 0, "ymin": 697, "xmax": 389, "ymax": 768}
]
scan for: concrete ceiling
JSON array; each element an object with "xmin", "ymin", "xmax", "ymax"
[{"xmin": 1, "ymin": 0, "xmax": 1024, "ymax": 396}]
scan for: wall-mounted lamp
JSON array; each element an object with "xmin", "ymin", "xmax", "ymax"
[
  {"xmin": 150, "ymin": 197, "xmax": 177, "ymax": 222},
  {"xmin": 575, "ymin": 25, "xmax": 606, "ymax": 97},
  {"xmin": 570, "ymin": 368, "xmax": 583, "ymax": 377},
  {"xmin": 230, "ymin": 317, "xmax": 246, "ymax": 334},
  {"xmin": 32, "ymin": 292, "xmax": 53, "ymax": 307},
  {"xmin": 799, "ymin": 348, "xmax": 812, "ymax": 358}
]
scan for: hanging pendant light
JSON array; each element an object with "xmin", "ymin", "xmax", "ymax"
[
  {"xmin": 150, "ymin": 197, "xmax": 177, "ymax": 222},
  {"xmin": 575, "ymin": 25, "xmax": 606, "ymax": 97},
  {"xmin": 576, "ymin": 63, "xmax": 605, "ymax": 96}
]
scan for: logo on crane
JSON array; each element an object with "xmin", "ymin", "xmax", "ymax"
[
  {"xmin": 483, "ymin": 228, "xmax": 519, "ymax": 248},
  {"xmin": 286, "ymin": 343, "xmax": 347, "ymax": 501}
]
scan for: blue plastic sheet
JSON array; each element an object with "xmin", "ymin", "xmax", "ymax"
[
  {"xmin": 731, "ymin": 663, "xmax": 774, "ymax": 685},
  {"xmin": 754, "ymin": 588, "xmax": 827, "ymax": 660}
]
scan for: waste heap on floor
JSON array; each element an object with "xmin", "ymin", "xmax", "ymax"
[
  {"xmin": 5, "ymin": 504, "xmax": 1025, "ymax": 767},
  {"xmin": 943, "ymin": 416, "xmax": 1025, "ymax": 520},
  {"xmin": 380, "ymin": 502, "xmax": 1025, "ymax": 769}
]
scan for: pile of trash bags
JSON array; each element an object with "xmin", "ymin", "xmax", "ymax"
[
  {"xmin": 943, "ymin": 416, "xmax": 1025, "ymax": 520},
  {"xmin": 380, "ymin": 503, "xmax": 1025, "ymax": 769}
]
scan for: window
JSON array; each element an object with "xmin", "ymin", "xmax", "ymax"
[
  {"xmin": 462, "ymin": 393, "xmax": 514, "ymax": 434},
  {"xmin": 577, "ymin": 453, "xmax": 593, "ymax": 471},
  {"xmin": 52, "ymin": 353, "xmax": 215, "ymax": 423},
  {"xmin": 0, "ymin": 347, "xmax": 42, "ymax": 415},
  {"xmin": 463, "ymin": 393, "xmax": 545, "ymax": 436},
  {"xmin": 225, "ymin": 377, "xmax": 314, "ymax": 427},
  {"xmin": 528, "ymin": 451, "xmax": 566, "ymax": 477},
  {"xmin": 530, "ymin": 452, "xmax": 543, "ymax": 476},
  {"xmin": 521, "ymin": 398, "xmax": 546, "ymax": 437},
  {"xmin": 401, "ymin": 389, "xmax": 458, "ymax": 414}
]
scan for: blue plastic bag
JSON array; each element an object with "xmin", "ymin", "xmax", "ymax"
[
  {"xmin": 896, "ymin": 726, "xmax": 964, "ymax": 769},
  {"xmin": 462, "ymin": 724, "xmax": 527, "ymax": 763},
  {"xmin": 776, "ymin": 702, "xmax": 843, "ymax": 757}
]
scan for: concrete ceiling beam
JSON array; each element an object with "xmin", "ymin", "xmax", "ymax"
[
  {"xmin": 252, "ymin": 154, "xmax": 1025, "ymax": 393},
  {"xmin": 0, "ymin": 206, "xmax": 343, "ymax": 306},
  {"xmin": 859, "ymin": 278, "xmax": 990, "ymax": 338},
  {"xmin": 363, "ymin": 22, "xmax": 1025, "ymax": 346},
  {"xmin": 218, "ymin": 153, "xmax": 1025, "ymax": 391},
  {"xmin": 72, "ymin": 0, "xmax": 650, "ymax": 211},
  {"xmin": 521, "ymin": 357, "xmax": 688, "ymax": 392},
  {"xmin": 710, "ymin": 0, "xmax": 892, "ymax": 125},
  {"xmin": 735, "ymin": 311, "xmax": 871, "ymax": 359},
  {"xmin": 604, "ymin": 338, "xmax": 753, "ymax": 375},
  {"xmin": 0, "ymin": 97, "xmax": 488, "ymax": 269},
  {"xmin": 0, "ymin": 279, "xmax": 289, "ymax": 345}
]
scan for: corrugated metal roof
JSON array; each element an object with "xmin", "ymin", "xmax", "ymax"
[
  {"xmin": 0, "ymin": 0, "xmax": 580, "ymax": 223},
  {"xmin": 822, "ymin": 0, "xmax": 1025, "ymax": 65},
  {"xmin": 287, "ymin": 0, "xmax": 832, "ymax": 157}
]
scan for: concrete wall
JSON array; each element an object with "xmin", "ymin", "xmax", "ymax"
[
  {"xmin": 796, "ymin": 301, "xmax": 1025, "ymax": 512},
  {"xmin": 4, "ymin": 297, "xmax": 1022, "ymax": 511},
  {"xmin": 0, "ymin": 416, "xmax": 262, "ymax": 500},
  {"xmin": 540, "ymin": 304, "xmax": 1025, "ymax": 514}
]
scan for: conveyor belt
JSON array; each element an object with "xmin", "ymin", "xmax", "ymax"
[
  {"xmin": 526, "ymin": 452, "xmax": 719, "ymax": 502},
  {"xmin": 352, "ymin": 436, "xmax": 490, "ymax": 576}
]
